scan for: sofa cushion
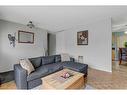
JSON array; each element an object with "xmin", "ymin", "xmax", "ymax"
[
  {"xmin": 55, "ymin": 55, "xmax": 61, "ymax": 63},
  {"xmin": 70, "ymin": 57, "xmax": 75, "ymax": 62},
  {"xmin": 27, "ymin": 67, "xmax": 49, "ymax": 81},
  {"xmin": 63, "ymin": 62, "xmax": 88, "ymax": 74},
  {"xmin": 44, "ymin": 62, "xmax": 63, "ymax": 73},
  {"xmin": 27, "ymin": 62, "xmax": 63, "ymax": 81},
  {"xmin": 29, "ymin": 57, "xmax": 42, "ymax": 69},
  {"xmin": 42, "ymin": 56, "xmax": 55, "ymax": 65}
]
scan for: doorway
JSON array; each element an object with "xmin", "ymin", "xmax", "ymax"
[
  {"xmin": 47, "ymin": 33, "xmax": 56, "ymax": 56},
  {"xmin": 112, "ymin": 31, "xmax": 127, "ymax": 70}
]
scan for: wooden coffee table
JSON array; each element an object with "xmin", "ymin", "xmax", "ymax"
[{"xmin": 41, "ymin": 69, "xmax": 85, "ymax": 89}]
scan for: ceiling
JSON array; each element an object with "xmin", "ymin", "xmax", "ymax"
[{"xmin": 0, "ymin": 6, "xmax": 127, "ymax": 32}]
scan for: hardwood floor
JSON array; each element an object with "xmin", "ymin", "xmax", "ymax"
[
  {"xmin": 87, "ymin": 61, "xmax": 127, "ymax": 89},
  {"xmin": 0, "ymin": 81, "xmax": 16, "ymax": 89},
  {"xmin": 1, "ymin": 61, "xmax": 127, "ymax": 89}
]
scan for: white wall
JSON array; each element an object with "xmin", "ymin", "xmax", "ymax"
[
  {"xmin": 0, "ymin": 20, "xmax": 47, "ymax": 72},
  {"xmin": 56, "ymin": 32, "xmax": 66, "ymax": 53},
  {"xmin": 56, "ymin": 18, "xmax": 112, "ymax": 72}
]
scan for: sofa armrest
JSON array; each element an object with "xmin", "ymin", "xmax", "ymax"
[{"xmin": 14, "ymin": 64, "xmax": 27, "ymax": 89}]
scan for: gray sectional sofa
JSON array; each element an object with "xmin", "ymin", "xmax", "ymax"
[{"xmin": 14, "ymin": 55, "xmax": 88, "ymax": 89}]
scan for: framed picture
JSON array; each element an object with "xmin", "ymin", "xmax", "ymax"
[
  {"xmin": 77, "ymin": 30, "xmax": 88, "ymax": 45},
  {"xmin": 18, "ymin": 30, "xmax": 34, "ymax": 44}
]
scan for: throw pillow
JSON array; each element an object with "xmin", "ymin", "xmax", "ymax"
[
  {"xmin": 20, "ymin": 59, "xmax": 35, "ymax": 75},
  {"xmin": 61, "ymin": 53, "xmax": 70, "ymax": 62}
]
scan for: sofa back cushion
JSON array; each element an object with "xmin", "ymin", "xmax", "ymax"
[
  {"xmin": 55, "ymin": 55, "xmax": 61, "ymax": 63},
  {"xmin": 70, "ymin": 57, "xmax": 75, "ymax": 62},
  {"xmin": 29, "ymin": 57, "xmax": 42, "ymax": 68},
  {"xmin": 42, "ymin": 56, "xmax": 55, "ymax": 65}
]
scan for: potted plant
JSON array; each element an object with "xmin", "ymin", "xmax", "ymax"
[{"xmin": 124, "ymin": 42, "xmax": 127, "ymax": 47}]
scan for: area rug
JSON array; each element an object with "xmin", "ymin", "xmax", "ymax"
[{"xmin": 31, "ymin": 84, "xmax": 95, "ymax": 90}]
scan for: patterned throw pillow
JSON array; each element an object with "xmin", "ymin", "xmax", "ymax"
[
  {"xmin": 61, "ymin": 53, "xmax": 70, "ymax": 62},
  {"xmin": 20, "ymin": 59, "xmax": 35, "ymax": 75}
]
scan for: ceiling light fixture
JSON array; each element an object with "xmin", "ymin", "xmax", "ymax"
[{"xmin": 27, "ymin": 21, "xmax": 35, "ymax": 28}]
